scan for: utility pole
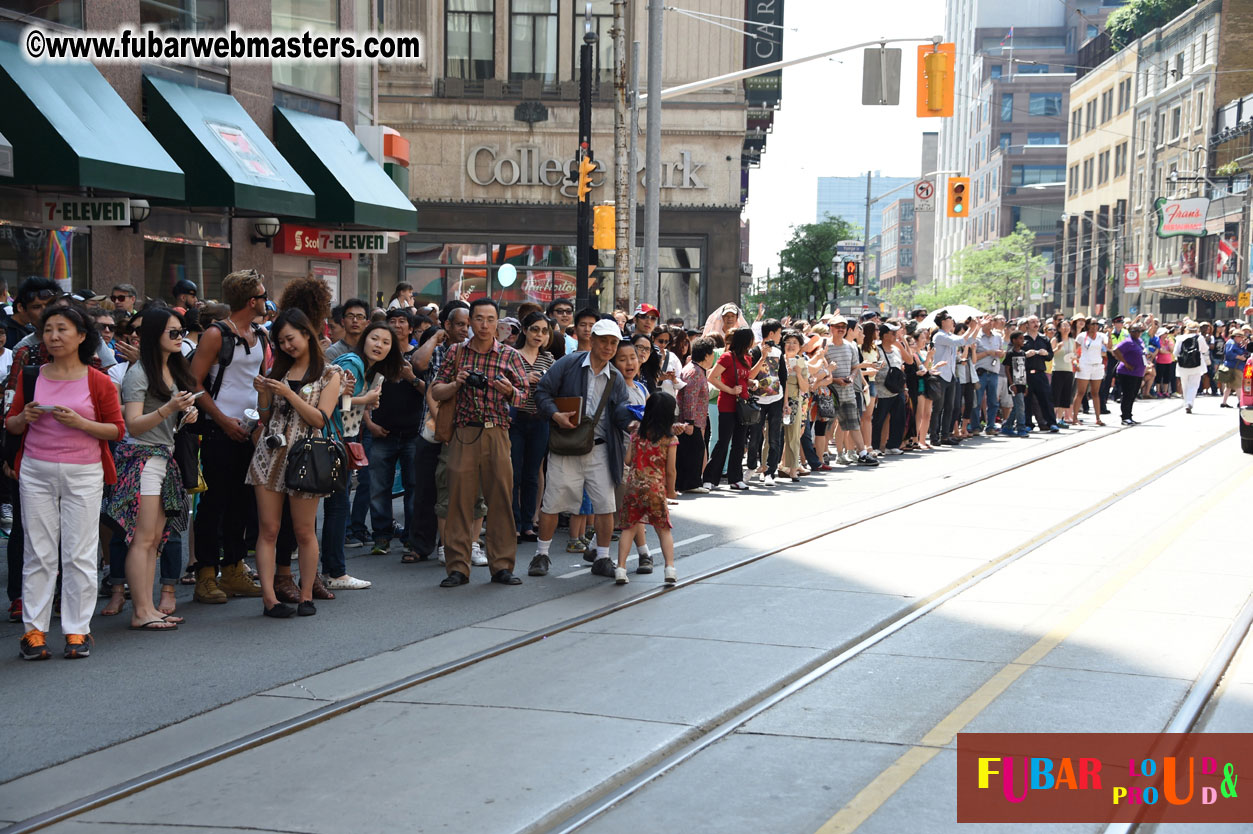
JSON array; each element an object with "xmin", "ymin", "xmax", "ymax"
[
  {"xmin": 575, "ymin": 6, "xmax": 597, "ymax": 309},
  {"xmin": 627, "ymin": 41, "xmax": 640, "ymax": 313},
  {"xmin": 862, "ymin": 171, "xmax": 872, "ymax": 312},
  {"xmin": 642, "ymin": 0, "xmax": 663, "ymax": 310},
  {"xmin": 611, "ymin": 0, "xmax": 629, "ymax": 311}
]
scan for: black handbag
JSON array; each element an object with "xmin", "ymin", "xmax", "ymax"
[
  {"xmin": 736, "ymin": 397, "xmax": 762, "ymax": 426},
  {"xmin": 172, "ymin": 425, "xmax": 201, "ymax": 491},
  {"xmin": 284, "ymin": 410, "xmax": 348, "ymax": 494},
  {"xmin": 923, "ymin": 373, "xmax": 944, "ymax": 402},
  {"xmin": 883, "ymin": 365, "xmax": 905, "ymax": 395},
  {"xmin": 813, "ymin": 391, "xmax": 837, "ymax": 420}
]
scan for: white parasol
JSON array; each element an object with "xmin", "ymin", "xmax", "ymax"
[{"xmin": 920, "ymin": 305, "xmax": 985, "ymax": 329}]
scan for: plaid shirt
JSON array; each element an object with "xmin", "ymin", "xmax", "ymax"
[
  {"xmin": 435, "ymin": 340, "xmax": 528, "ymax": 428},
  {"xmin": 416, "ymin": 342, "xmax": 447, "ymax": 430},
  {"xmin": 676, "ymin": 361, "xmax": 708, "ymax": 429}
]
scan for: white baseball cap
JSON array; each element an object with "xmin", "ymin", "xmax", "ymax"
[{"xmin": 591, "ymin": 319, "xmax": 621, "ymax": 338}]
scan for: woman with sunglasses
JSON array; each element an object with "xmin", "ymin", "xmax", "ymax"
[
  {"xmin": 510, "ymin": 311, "xmax": 555, "ymax": 542},
  {"xmin": 651, "ymin": 328, "xmax": 685, "ymax": 397},
  {"xmin": 102, "ymin": 308, "xmax": 197, "ymax": 631}
]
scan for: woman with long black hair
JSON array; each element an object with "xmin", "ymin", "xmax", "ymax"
[
  {"xmin": 702, "ymin": 327, "xmax": 764, "ymax": 491},
  {"xmin": 103, "ymin": 307, "xmax": 198, "ymax": 631},
  {"xmin": 510, "ymin": 311, "xmax": 555, "ymax": 541},
  {"xmin": 247, "ymin": 309, "xmax": 342, "ymax": 618},
  {"xmin": 631, "ymin": 332, "xmax": 662, "ymax": 393}
]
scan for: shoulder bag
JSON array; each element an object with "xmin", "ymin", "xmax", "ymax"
[
  {"xmin": 812, "ymin": 389, "xmax": 837, "ymax": 420},
  {"xmin": 549, "ymin": 381, "xmax": 611, "ymax": 456},
  {"xmin": 736, "ymin": 396, "xmax": 762, "ymax": 426},
  {"xmin": 433, "ymin": 346, "xmax": 460, "ymax": 444},
  {"xmin": 284, "ymin": 410, "xmax": 349, "ymax": 494},
  {"xmin": 883, "ymin": 365, "xmax": 905, "ymax": 395}
]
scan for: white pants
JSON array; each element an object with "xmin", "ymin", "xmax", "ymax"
[
  {"xmin": 21, "ymin": 457, "xmax": 105, "ymax": 635},
  {"xmin": 1179, "ymin": 371, "xmax": 1204, "ymax": 408}
]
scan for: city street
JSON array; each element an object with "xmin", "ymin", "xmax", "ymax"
[{"xmin": 3, "ymin": 396, "xmax": 1250, "ymax": 833}]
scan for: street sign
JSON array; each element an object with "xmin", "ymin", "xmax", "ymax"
[
  {"xmin": 914, "ymin": 180, "xmax": 935, "ymax": 212},
  {"xmin": 836, "ymin": 240, "xmax": 864, "ymax": 263},
  {"xmin": 1239, "ymin": 291, "xmax": 1250, "ymax": 308}
]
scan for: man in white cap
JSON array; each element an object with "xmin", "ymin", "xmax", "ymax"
[{"xmin": 530, "ymin": 317, "xmax": 638, "ymax": 578}]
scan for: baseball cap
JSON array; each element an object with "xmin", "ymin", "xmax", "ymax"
[
  {"xmin": 860, "ymin": 311, "xmax": 878, "ymax": 322},
  {"xmin": 501, "ymin": 316, "xmax": 521, "ymax": 333},
  {"xmin": 68, "ymin": 288, "xmax": 105, "ymax": 303},
  {"xmin": 877, "ymin": 321, "xmax": 900, "ymax": 334},
  {"xmin": 829, "ymin": 314, "xmax": 848, "ymax": 327},
  {"xmin": 173, "ymin": 279, "xmax": 198, "ymax": 297},
  {"xmin": 591, "ymin": 318, "xmax": 622, "ymax": 338},
  {"xmin": 633, "ymin": 303, "xmax": 659, "ymax": 319}
]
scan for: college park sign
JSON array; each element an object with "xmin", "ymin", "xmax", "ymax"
[{"xmin": 466, "ymin": 145, "xmax": 708, "ymax": 198}]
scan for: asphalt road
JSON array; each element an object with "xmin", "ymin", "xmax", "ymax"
[{"xmin": 0, "ymin": 395, "xmax": 1230, "ymax": 790}]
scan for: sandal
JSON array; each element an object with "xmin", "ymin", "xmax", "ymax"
[
  {"xmin": 179, "ymin": 564, "xmax": 197, "ymax": 585},
  {"xmin": 157, "ymin": 586, "xmax": 178, "ymax": 617},
  {"xmin": 311, "ymin": 574, "xmax": 336, "ymax": 601},
  {"xmin": 400, "ymin": 550, "xmax": 423, "ymax": 564},
  {"xmin": 101, "ymin": 586, "xmax": 127, "ymax": 617}
]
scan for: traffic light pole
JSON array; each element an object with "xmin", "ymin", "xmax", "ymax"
[{"xmin": 576, "ymin": 25, "xmax": 597, "ymax": 310}]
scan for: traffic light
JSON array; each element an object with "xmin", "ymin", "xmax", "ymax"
[
  {"xmin": 946, "ymin": 176, "xmax": 969, "ymax": 218},
  {"xmin": 577, "ymin": 153, "xmax": 596, "ymax": 202},
  {"xmin": 593, "ymin": 203, "xmax": 616, "ymax": 250},
  {"xmin": 916, "ymin": 43, "xmax": 955, "ymax": 118},
  {"xmin": 844, "ymin": 259, "xmax": 859, "ymax": 289}
]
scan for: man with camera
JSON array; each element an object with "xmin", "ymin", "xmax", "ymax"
[
  {"xmin": 429, "ymin": 298, "xmax": 529, "ymax": 587},
  {"xmin": 528, "ymin": 318, "xmax": 637, "ymax": 579}
]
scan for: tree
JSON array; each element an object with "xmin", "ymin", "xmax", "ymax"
[
  {"xmin": 746, "ymin": 215, "xmax": 861, "ymax": 319},
  {"xmin": 1106, "ymin": 0, "xmax": 1197, "ymax": 49},
  {"xmin": 950, "ymin": 223, "xmax": 1049, "ymax": 315}
]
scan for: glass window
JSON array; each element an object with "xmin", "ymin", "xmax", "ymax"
[
  {"xmin": 1029, "ymin": 93, "xmax": 1062, "ymax": 116},
  {"xmin": 272, "ymin": 0, "xmax": 340, "ymax": 98},
  {"xmin": 999, "ymin": 132, "xmax": 1011, "ymax": 152},
  {"xmin": 575, "ymin": 0, "xmax": 615, "ymax": 85},
  {"xmin": 1011, "ymin": 164, "xmax": 1065, "ymax": 186},
  {"xmin": 2, "ymin": 0, "xmax": 82, "ymax": 26},
  {"xmin": 1071, "ymin": 109, "xmax": 1082, "ymax": 140},
  {"xmin": 1171, "ymin": 107, "xmax": 1181, "ymax": 139},
  {"xmin": 0, "ymin": 225, "xmax": 90, "ymax": 295},
  {"xmin": 900, "ymin": 249, "xmax": 913, "ymax": 268},
  {"xmin": 356, "ymin": 0, "xmax": 375, "ymax": 121},
  {"xmin": 1015, "ymin": 64, "xmax": 1049, "ymax": 74},
  {"xmin": 989, "ymin": 64, "xmax": 1002, "ymax": 79},
  {"xmin": 446, "ymin": 0, "xmax": 495, "ymax": 81},
  {"xmin": 1001, "ymin": 93, "xmax": 1013, "ymax": 122},
  {"xmin": 140, "ymin": 0, "xmax": 225, "ymax": 31},
  {"xmin": 144, "ymin": 241, "xmax": 229, "ymax": 303},
  {"xmin": 1195, "ymin": 92, "xmax": 1205, "ymax": 127},
  {"xmin": 1069, "ymin": 164, "xmax": 1078, "ymax": 196},
  {"xmin": 1028, "ymin": 132, "xmax": 1061, "ymax": 145},
  {"xmin": 510, "ymin": 0, "xmax": 559, "ymax": 85}
]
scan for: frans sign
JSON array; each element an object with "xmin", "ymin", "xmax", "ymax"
[{"xmin": 1154, "ymin": 197, "xmax": 1209, "ymax": 239}]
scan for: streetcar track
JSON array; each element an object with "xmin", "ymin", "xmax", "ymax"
[{"xmin": 0, "ymin": 404, "xmax": 1209, "ymax": 834}]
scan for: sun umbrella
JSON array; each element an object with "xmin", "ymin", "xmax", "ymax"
[{"xmin": 920, "ymin": 304, "xmax": 985, "ymax": 329}]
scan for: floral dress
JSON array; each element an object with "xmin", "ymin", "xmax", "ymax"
[
  {"xmin": 621, "ymin": 434, "xmax": 675, "ymax": 529},
  {"xmin": 246, "ymin": 364, "xmax": 342, "ymax": 498}
]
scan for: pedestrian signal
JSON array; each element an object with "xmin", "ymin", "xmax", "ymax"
[{"xmin": 844, "ymin": 260, "xmax": 859, "ymax": 288}]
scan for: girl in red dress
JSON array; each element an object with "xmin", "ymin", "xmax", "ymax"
[{"xmin": 616, "ymin": 392, "xmax": 679, "ymax": 585}]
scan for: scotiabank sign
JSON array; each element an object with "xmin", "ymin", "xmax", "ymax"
[{"xmin": 273, "ymin": 226, "xmax": 394, "ymax": 258}]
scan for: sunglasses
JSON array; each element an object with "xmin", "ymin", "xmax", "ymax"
[
  {"xmin": 252, "ymin": 292, "xmax": 268, "ymax": 301},
  {"xmin": 110, "ymin": 294, "xmax": 132, "ymax": 303},
  {"xmin": 552, "ymin": 307, "xmax": 573, "ymax": 315},
  {"xmin": 527, "ymin": 326, "xmax": 550, "ymax": 334},
  {"xmin": 167, "ymin": 328, "xmax": 188, "ymax": 339},
  {"xmin": 97, "ymin": 322, "xmax": 116, "ymax": 332}
]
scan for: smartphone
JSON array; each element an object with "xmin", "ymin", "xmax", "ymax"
[
  {"xmin": 34, "ymin": 404, "xmax": 56, "ymax": 411},
  {"xmin": 190, "ymin": 391, "xmax": 204, "ymax": 400}
]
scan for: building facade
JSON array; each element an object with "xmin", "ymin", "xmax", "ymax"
[
  {"xmin": 935, "ymin": 0, "xmax": 1126, "ymax": 288},
  {"xmin": 378, "ymin": 0, "xmax": 752, "ymax": 324},
  {"xmin": 816, "ymin": 173, "xmax": 916, "ymax": 240},
  {"xmin": 1060, "ymin": 33, "xmax": 1136, "ymax": 316},
  {"xmin": 878, "ymin": 198, "xmax": 916, "ymax": 296},
  {"xmin": 0, "ymin": 0, "xmax": 411, "ymax": 307}
]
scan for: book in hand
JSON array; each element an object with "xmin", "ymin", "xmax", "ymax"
[{"xmin": 554, "ymin": 396, "xmax": 582, "ymax": 418}]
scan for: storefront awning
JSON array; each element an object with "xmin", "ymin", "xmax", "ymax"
[
  {"xmin": 1146, "ymin": 274, "xmax": 1238, "ymax": 299},
  {"xmin": 273, "ymin": 107, "xmax": 417, "ymax": 232},
  {"xmin": 0, "ymin": 41, "xmax": 183, "ymax": 198},
  {"xmin": 143, "ymin": 75, "xmax": 315, "ymax": 217}
]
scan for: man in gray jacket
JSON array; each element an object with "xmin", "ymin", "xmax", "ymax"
[{"xmin": 530, "ymin": 318, "xmax": 637, "ymax": 578}]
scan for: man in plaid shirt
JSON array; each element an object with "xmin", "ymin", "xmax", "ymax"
[{"xmin": 430, "ymin": 298, "xmax": 529, "ymax": 586}]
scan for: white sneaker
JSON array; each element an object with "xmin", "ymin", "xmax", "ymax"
[
  {"xmin": 685, "ymin": 486, "xmax": 711, "ymax": 494},
  {"xmin": 323, "ymin": 574, "xmax": 372, "ymax": 590},
  {"xmin": 886, "ymin": 448, "xmax": 904, "ymax": 456},
  {"xmin": 614, "ymin": 567, "xmax": 629, "ymax": 585},
  {"xmin": 763, "ymin": 475, "xmax": 775, "ymax": 486},
  {"xmin": 437, "ymin": 545, "xmax": 446, "ymax": 565},
  {"xmin": 839, "ymin": 451, "xmax": 855, "ymax": 465},
  {"xmin": 664, "ymin": 566, "xmax": 677, "ymax": 583},
  {"xmin": 702, "ymin": 482, "xmax": 717, "ymax": 492},
  {"xmin": 471, "ymin": 542, "xmax": 488, "ymax": 566},
  {"xmin": 754, "ymin": 470, "xmax": 765, "ymax": 482}
]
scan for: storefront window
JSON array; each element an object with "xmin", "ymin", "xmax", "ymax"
[
  {"xmin": 0, "ymin": 224, "xmax": 90, "ymax": 296},
  {"xmin": 446, "ymin": 0, "xmax": 495, "ymax": 82},
  {"xmin": 140, "ymin": 0, "xmax": 226, "ymax": 32},
  {"xmin": 272, "ymin": 0, "xmax": 340, "ymax": 98},
  {"xmin": 510, "ymin": 0, "xmax": 558, "ymax": 85},
  {"xmin": 144, "ymin": 241, "xmax": 229, "ymax": 303},
  {"xmin": 357, "ymin": 254, "xmax": 373, "ymax": 305},
  {"xmin": 2, "ymin": 1, "xmax": 82, "ymax": 27}
]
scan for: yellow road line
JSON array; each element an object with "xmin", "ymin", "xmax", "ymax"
[{"xmin": 814, "ymin": 462, "xmax": 1253, "ymax": 834}]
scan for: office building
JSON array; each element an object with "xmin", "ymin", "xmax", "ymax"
[{"xmin": 816, "ymin": 173, "xmax": 916, "ymax": 240}]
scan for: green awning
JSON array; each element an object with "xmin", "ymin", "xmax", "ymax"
[
  {"xmin": 0, "ymin": 40, "xmax": 183, "ymax": 198},
  {"xmin": 274, "ymin": 107, "xmax": 417, "ymax": 232},
  {"xmin": 143, "ymin": 76, "xmax": 315, "ymax": 217}
]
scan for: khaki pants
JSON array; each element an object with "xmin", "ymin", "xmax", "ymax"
[{"xmin": 444, "ymin": 426, "xmax": 516, "ymax": 576}]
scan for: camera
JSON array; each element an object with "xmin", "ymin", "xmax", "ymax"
[
  {"xmin": 263, "ymin": 433, "xmax": 287, "ymax": 450},
  {"xmin": 464, "ymin": 370, "xmax": 489, "ymax": 390}
]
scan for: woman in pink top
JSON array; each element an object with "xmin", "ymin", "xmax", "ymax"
[{"xmin": 7, "ymin": 305, "xmax": 123, "ymax": 661}]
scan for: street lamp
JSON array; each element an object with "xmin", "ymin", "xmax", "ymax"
[{"xmin": 812, "ymin": 267, "xmax": 821, "ymax": 319}]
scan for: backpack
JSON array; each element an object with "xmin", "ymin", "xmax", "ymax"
[
  {"xmin": 199, "ymin": 320, "xmax": 270, "ymax": 399},
  {"xmin": 1177, "ymin": 335, "xmax": 1201, "ymax": 369}
]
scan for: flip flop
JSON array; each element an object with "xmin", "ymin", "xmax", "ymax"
[
  {"xmin": 400, "ymin": 551, "xmax": 422, "ymax": 564},
  {"xmin": 160, "ymin": 614, "xmax": 185, "ymax": 624},
  {"xmin": 129, "ymin": 620, "xmax": 177, "ymax": 631}
]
